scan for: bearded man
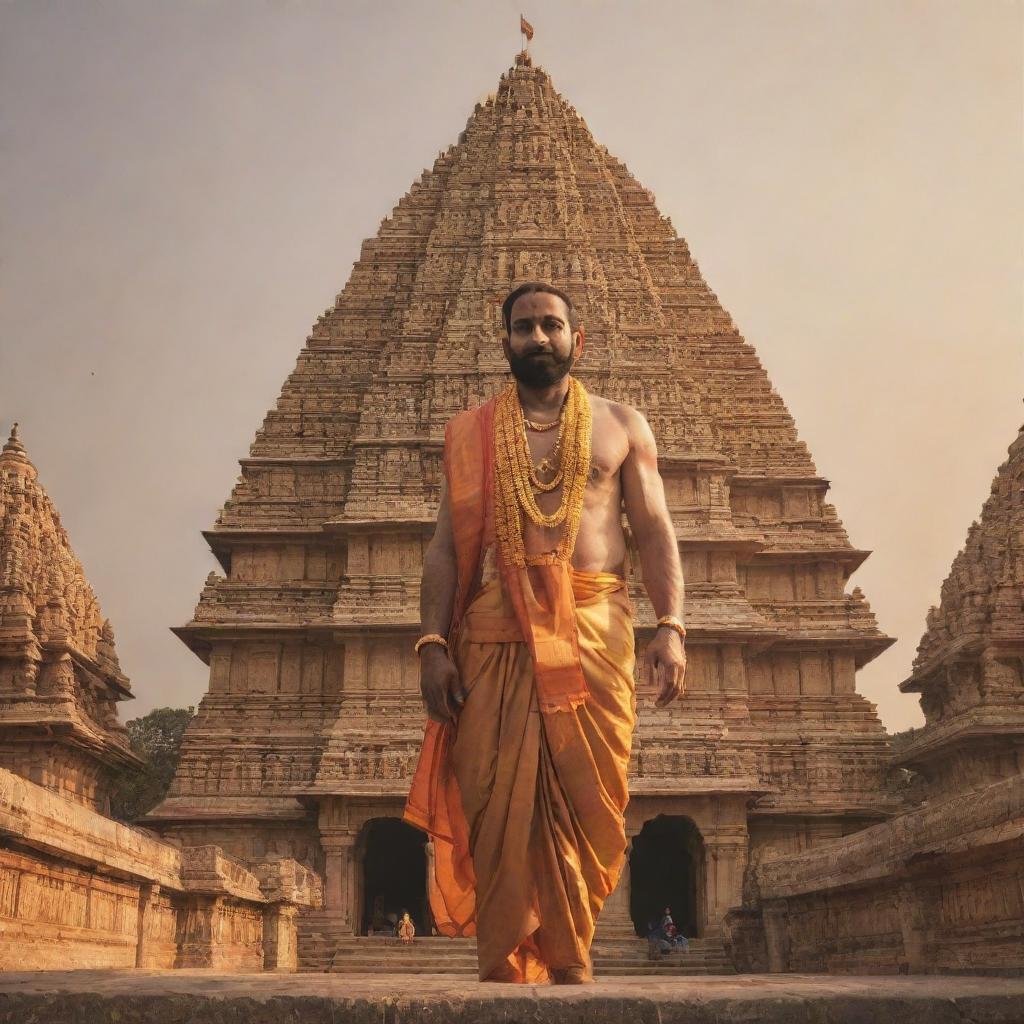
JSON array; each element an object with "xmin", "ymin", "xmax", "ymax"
[{"xmin": 404, "ymin": 282, "xmax": 686, "ymax": 984}]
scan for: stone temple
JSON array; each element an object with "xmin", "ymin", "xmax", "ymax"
[
  {"xmin": 146, "ymin": 53, "xmax": 899, "ymax": 965},
  {"xmin": 0, "ymin": 424, "xmax": 142, "ymax": 813},
  {"xmin": 0, "ymin": 425, "xmax": 319, "ymax": 971},
  {"xmin": 732, "ymin": 423, "xmax": 1024, "ymax": 973}
]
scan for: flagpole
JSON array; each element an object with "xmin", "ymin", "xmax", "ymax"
[{"xmin": 520, "ymin": 13, "xmax": 532, "ymax": 57}]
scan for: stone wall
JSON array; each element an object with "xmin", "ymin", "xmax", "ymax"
[
  {"xmin": 0, "ymin": 846, "xmax": 176, "ymax": 969},
  {"xmin": 0, "ymin": 767, "xmax": 319, "ymax": 971},
  {"xmin": 726, "ymin": 775, "xmax": 1024, "ymax": 974}
]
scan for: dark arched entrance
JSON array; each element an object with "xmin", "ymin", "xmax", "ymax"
[
  {"xmin": 629, "ymin": 815, "xmax": 702, "ymax": 938},
  {"xmin": 360, "ymin": 818, "xmax": 430, "ymax": 936}
]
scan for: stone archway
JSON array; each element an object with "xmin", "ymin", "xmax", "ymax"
[
  {"xmin": 629, "ymin": 815, "xmax": 704, "ymax": 938},
  {"xmin": 359, "ymin": 818, "xmax": 430, "ymax": 937}
]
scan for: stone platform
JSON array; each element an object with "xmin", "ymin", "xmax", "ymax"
[{"xmin": 1, "ymin": 971, "xmax": 1023, "ymax": 1023}]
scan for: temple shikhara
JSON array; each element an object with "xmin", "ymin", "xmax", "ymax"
[
  {"xmin": 1, "ymin": 52, "xmax": 1020, "ymax": 979},
  {"xmin": 145, "ymin": 54, "xmax": 898, "ymax": 966},
  {"xmin": 0, "ymin": 424, "xmax": 142, "ymax": 812}
]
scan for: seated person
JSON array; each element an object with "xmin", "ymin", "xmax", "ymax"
[
  {"xmin": 660, "ymin": 907, "xmax": 689, "ymax": 952},
  {"xmin": 646, "ymin": 919, "xmax": 671, "ymax": 960}
]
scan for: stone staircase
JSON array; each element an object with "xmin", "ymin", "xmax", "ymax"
[
  {"xmin": 591, "ymin": 922, "xmax": 735, "ymax": 977},
  {"xmin": 298, "ymin": 918, "xmax": 735, "ymax": 976}
]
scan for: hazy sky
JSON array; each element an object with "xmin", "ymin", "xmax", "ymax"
[{"xmin": 1, "ymin": 1, "xmax": 1021, "ymax": 732}]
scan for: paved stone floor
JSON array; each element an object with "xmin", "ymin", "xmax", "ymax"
[{"xmin": 1, "ymin": 971, "xmax": 1024, "ymax": 1023}]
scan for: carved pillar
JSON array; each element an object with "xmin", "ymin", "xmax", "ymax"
[
  {"xmin": 135, "ymin": 883, "xmax": 160, "ymax": 968},
  {"xmin": 895, "ymin": 880, "xmax": 938, "ymax": 973},
  {"xmin": 762, "ymin": 898, "xmax": 791, "ymax": 973},
  {"xmin": 321, "ymin": 833, "xmax": 358, "ymax": 932},
  {"xmin": 176, "ymin": 894, "xmax": 224, "ymax": 968},
  {"xmin": 703, "ymin": 838, "xmax": 748, "ymax": 937},
  {"xmin": 263, "ymin": 903, "xmax": 300, "ymax": 972},
  {"xmin": 597, "ymin": 840, "xmax": 634, "ymax": 933}
]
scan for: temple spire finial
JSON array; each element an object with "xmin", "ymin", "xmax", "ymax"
[{"xmin": 3, "ymin": 422, "xmax": 27, "ymax": 459}]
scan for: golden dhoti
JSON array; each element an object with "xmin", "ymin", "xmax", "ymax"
[{"xmin": 450, "ymin": 568, "xmax": 636, "ymax": 982}]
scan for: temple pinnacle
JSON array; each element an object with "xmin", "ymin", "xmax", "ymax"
[{"xmin": 3, "ymin": 423, "xmax": 26, "ymax": 458}]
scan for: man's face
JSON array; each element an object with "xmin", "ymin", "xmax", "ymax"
[{"xmin": 503, "ymin": 291, "xmax": 583, "ymax": 388}]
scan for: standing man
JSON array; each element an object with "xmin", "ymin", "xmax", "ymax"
[{"xmin": 405, "ymin": 282, "xmax": 686, "ymax": 983}]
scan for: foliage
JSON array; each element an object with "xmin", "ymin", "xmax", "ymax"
[
  {"xmin": 888, "ymin": 726, "xmax": 920, "ymax": 751},
  {"xmin": 108, "ymin": 706, "xmax": 195, "ymax": 822}
]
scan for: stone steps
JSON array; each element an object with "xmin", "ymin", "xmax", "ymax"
[{"xmin": 296, "ymin": 931, "xmax": 735, "ymax": 976}]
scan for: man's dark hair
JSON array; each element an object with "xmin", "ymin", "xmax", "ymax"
[{"xmin": 501, "ymin": 282, "xmax": 580, "ymax": 334}]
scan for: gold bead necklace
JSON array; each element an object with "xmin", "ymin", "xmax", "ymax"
[{"xmin": 493, "ymin": 378, "xmax": 592, "ymax": 568}]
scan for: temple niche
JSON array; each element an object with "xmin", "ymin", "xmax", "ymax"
[
  {"xmin": 0, "ymin": 424, "xmax": 142, "ymax": 812},
  {"xmin": 150, "ymin": 54, "xmax": 897, "ymax": 970},
  {"xmin": 731, "ymin": 425, "xmax": 1024, "ymax": 974}
]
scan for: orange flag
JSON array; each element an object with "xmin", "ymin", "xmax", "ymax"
[{"xmin": 520, "ymin": 15, "xmax": 534, "ymax": 41}]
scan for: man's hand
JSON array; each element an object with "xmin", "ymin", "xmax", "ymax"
[
  {"xmin": 644, "ymin": 628, "xmax": 686, "ymax": 707},
  {"xmin": 419, "ymin": 645, "xmax": 467, "ymax": 724}
]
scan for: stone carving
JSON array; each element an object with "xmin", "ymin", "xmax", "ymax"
[
  {"xmin": 153, "ymin": 54, "xmax": 896, "ymax": 950},
  {"xmin": 0, "ymin": 424, "xmax": 142, "ymax": 812}
]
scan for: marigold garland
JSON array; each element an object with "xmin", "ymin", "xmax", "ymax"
[{"xmin": 493, "ymin": 377, "xmax": 592, "ymax": 568}]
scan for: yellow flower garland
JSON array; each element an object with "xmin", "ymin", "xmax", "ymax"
[{"xmin": 493, "ymin": 378, "xmax": 592, "ymax": 568}]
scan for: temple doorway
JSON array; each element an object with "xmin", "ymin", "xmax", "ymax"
[
  {"xmin": 360, "ymin": 818, "xmax": 430, "ymax": 936},
  {"xmin": 629, "ymin": 815, "xmax": 703, "ymax": 938}
]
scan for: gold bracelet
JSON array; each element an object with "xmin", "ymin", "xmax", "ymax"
[
  {"xmin": 414, "ymin": 633, "xmax": 449, "ymax": 655},
  {"xmin": 655, "ymin": 615, "xmax": 687, "ymax": 641}
]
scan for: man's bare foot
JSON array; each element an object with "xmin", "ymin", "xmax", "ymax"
[{"xmin": 552, "ymin": 966, "xmax": 594, "ymax": 985}]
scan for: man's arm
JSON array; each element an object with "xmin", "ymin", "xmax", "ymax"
[
  {"xmin": 620, "ymin": 407, "xmax": 686, "ymax": 706},
  {"xmin": 418, "ymin": 481, "xmax": 467, "ymax": 723}
]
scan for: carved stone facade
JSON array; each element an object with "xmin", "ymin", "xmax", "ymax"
[
  {"xmin": 730, "ymin": 425, "xmax": 1024, "ymax": 973},
  {"xmin": 151, "ymin": 55, "xmax": 895, "ymax": 955},
  {"xmin": 0, "ymin": 425, "xmax": 143, "ymax": 813}
]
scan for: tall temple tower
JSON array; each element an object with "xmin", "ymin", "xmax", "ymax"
[
  {"xmin": 150, "ymin": 55, "xmax": 895, "ymax": 947},
  {"xmin": 0, "ymin": 424, "xmax": 142, "ymax": 812}
]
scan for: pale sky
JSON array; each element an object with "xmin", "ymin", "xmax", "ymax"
[{"xmin": 1, "ymin": 1, "xmax": 1021, "ymax": 732}]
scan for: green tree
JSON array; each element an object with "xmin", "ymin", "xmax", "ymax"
[{"xmin": 109, "ymin": 706, "xmax": 195, "ymax": 822}]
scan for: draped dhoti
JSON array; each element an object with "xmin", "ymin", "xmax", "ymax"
[{"xmin": 410, "ymin": 568, "xmax": 636, "ymax": 982}]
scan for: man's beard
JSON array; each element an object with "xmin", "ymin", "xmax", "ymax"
[{"xmin": 507, "ymin": 348, "xmax": 575, "ymax": 388}]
